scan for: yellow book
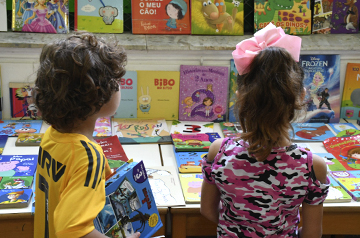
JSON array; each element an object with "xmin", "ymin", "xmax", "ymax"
[{"xmin": 178, "ymin": 173, "xmax": 203, "ymax": 203}]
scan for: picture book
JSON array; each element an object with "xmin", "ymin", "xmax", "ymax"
[
  {"xmin": 191, "ymin": 0, "xmax": 244, "ymax": 35},
  {"xmin": 146, "ymin": 166, "xmax": 186, "ymax": 207},
  {"xmin": 330, "ymin": 0, "xmax": 360, "ymax": 34},
  {"xmin": 179, "ymin": 65, "xmax": 229, "ymax": 122},
  {"xmin": 15, "ymin": 133, "xmax": 43, "ymax": 146},
  {"xmin": 327, "ymin": 123, "xmax": 358, "ymax": 135},
  {"xmin": 291, "ymin": 123, "xmax": 335, "ymax": 141},
  {"xmin": 299, "ymin": 55, "xmax": 341, "ymax": 123},
  {"xmin": 93, "ymin": 117, "xmax": 112, "ymax": 137},
  {"xmin": 9, "ymin": 82, "xmax": 41, "ymax": 120},
  {"xmin": 0, "ymin": 135, "xmax": 7, "ymax": 154},
  {"xmin": 219, "ymin": 122, "xmax": 242, "ymax": 138},
  {"xmin": 341, "ymin": 63, "xmax": 360, "ymax": 120},
  {"xmin": 325, "ymin": 175, "xmax": 352, "ymax": 203},
  {"xmin": 170, "ymin": 120, "xmax": 214, "ymax": 134},
  {"xmin": 0, "ymin": 67, "xmax": 3, "ymax": 119},
  {"xmin": 0, "ymin": 189, "xmax": 33, "ymax": 208},
  {"xmin": 137, "ymin": 71, "xmax": 180, "ymax": 120},
  {"xmin": 94, "ymin": 161, "xmax": 163, "ymax": 237},
  {"xmin": 75, "ymin": 0, "xmax": 123, "ymax": 33},
  {"xmin": 112, "ymin": 118, "xmax": 172, "ymax": 144},
  {"xmin": 179, "ymin": 173, "xmax": 203, "ymax": 203},
  {"xmin": 115, "ymin": 71, "xmax": 137, "ymax": 119},
  {"xmin": 0, "ymin": 176, "xmax": 34, "ymax": 189},
  {"xmin": 95, "ymin": 135, "xmax": 129, "ymax": 170},
  {"xmin": 0, "ymin": 0, "xmax": 6, "ymax": 31},
  {"xmin": 0, "ymin": 120, "xmax": 43, "ymax": 137},
  {"xmin": 171, "ymin": 132, "xmax": 221, "ymax": 151},
  {"xmin": 131, "ymin": 0, "xmax": 191, "ymax": 34},
  {"xmin": 314, "ymin": 152, "xmax": 347, "ymax": 171},
  {"xmin": 330, "ymin": 170, "xmax": 360, "ymax": 201},
  {"xmin": 254, "ymin": 0, "xmax": 311, "ymax": 35},
  {"xmin": 228, "ymin": 59, "xmax": 238, "ymax": 122},
  {"xmin": 12, "ymin": 0, "xmax": 69, "ymax": 33},
  {"xmin": 0, "ymin": 154, "xmax": 38, "ymax": 177},
  {"xmin": 174, "ymin": 150, "xmax": 207, "ymax": 173},
  {"xmin": 312, "ymin": 0, "xmax": 332, "ymax": 34}
]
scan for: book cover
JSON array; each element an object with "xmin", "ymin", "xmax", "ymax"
[
  {"xmin": 112, "ymin": 118, "xmax": 172, "ymax": 144},
  {"xmin": 0, "ymin": 120, "xmax": 43, "ymax": 137},
  {"xmin": 75, "ymin": 0, "xmax": 123, "ymax": 33},
  {"xmin": 0, "ymin": 176, "xmax": 34, "ymax": 189},
  {"xmin": 93, "ymin": 117, "xmax": 112, "ymax": 137},
  {"xmin": 330, "ymin": 170, "xmax": 360, "ymax": 201},
  {"xmin": 291, "ymin": 123, "xmax": 335, "ymax": 141},
  {"xmin": 179, "ymin": 65, "xmax": 229, "ymax": 122},
  {"xmin": 254, "ymin": 0, "xmax": 311, "ymax": 35},
  {"xmin": 0, "ymin": 0, "xmax": 6, "ymax": 31},
  {"xmin": 94, "ymin": 161, "xmax": 163, "ymax": 237},
  {"xmin": 327, "ymin": 123, "xmax": 358, "ymax": 135},
  {"xmin": 341, "ymin": 63, "xmax": 360, "ymax": 120},
  {"xmin": 0, "ymin": 189, "xmax": 33, "ymax": 208},
  {"xmin": 115, "ymin": 71, "xmax": 137, "ymax": 119},
  {"xmin": 191, "ymin": 0, "xmax": 244, "ymax": 35},
  {"xmin": 171, "ymin": 132, "xmax": 221, "ymax": 151},
  {"xmin": 315, "ymin": 152, "xmax": 347, "ymax": 171},
  {"xmin": 325, "ymin": 175, "xmax": 352, "ymax": 203},
  {"xmin": 170, "ymin": 120, "xmax": 214, "ymax": 134},
  {"xmin": 178, "ymin": 173, "xmax": 203, "ymax": 203},
  {"xmin": 15, "ymin": 133, "xmax": 43, "ymax": 146},
  {"xmin": 174, "ymin": 150, "xmax": 207, "ymax": 173},
  {"xmin": 330, "ymin": 0, "xmax": 360, "ymax": 34},
  {"xmin": 137, "ymin": 71, "xmax": 180, "ymax": 120},
  {"xmin": 146, "ymin": 166, "xmax": 186, "ymax": 207},
  {"xmin": 219, "ymin": 122, "xmax": 242, "ymax": 138},
  {"xmin": 0, "ymin": 135, "xmax": 7, "ymax": 154},
  {"xmin": 131, "ymin": 0, "xmax": 191, "ymax": 34},
  {"xmin": 12, "ymin": 0, "xmax": 69, "ymax": 33},
  {"xmin": 0, "ymin": 154, "xmax": 38, "ymax": 177},
  {"xmin": 299, "ymin": 54, "xmax": 341, "ymax": 123},
  {"xmin": 0, "ymin": 67, "xmax": 3, "ymax": 119},
  {"xmin": 95, "ymin": 135, "xmax": 129, "ymax": 170},
  {"xmin": 312, "ymin": 0, "xmax": 332, "ymax": 34},
  {"xmin": 228, "ymin": 59, "xmax": 238, "ymax": 122}
]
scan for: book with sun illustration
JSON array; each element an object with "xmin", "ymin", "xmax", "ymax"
[
  {"xmin": 171, "ymin": 132, "xmax": 221, "ymax": 151},
  {"xmin": 170, "ymin": 120, "xmax": 214, "ymax": 134},
  {"xmin": 327, "ymin": 123, "xmax": 358, "ymax": 136},
  {"xmin": 291, "ymin": 123, "xmax": 335, "ymax": 141},
  {"xmin": 179, "ymin": 173, "xmax": 203, "ymax": 203},
  {"xmin": 0, "ymin": 189, "xmax": 33, "ymax": 208},
  {"xmin": 330, "ymin": 170, "xmax": 360, "ymax": 201}
]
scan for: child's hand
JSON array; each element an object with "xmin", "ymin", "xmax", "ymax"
[{"xmin": 127, "ymin": 232, "xmax": 141, "ymax": 238}]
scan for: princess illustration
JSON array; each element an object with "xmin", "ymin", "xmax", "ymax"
[
  {"xmin": 307, "ymin": 71, "xmax": 325, "ymax": 107},
  {"xmin": 22, "ymin": 0, "xmax": 57, "ymax": 33},
  {"xmin": 47, "ymin": 0, "xmax": 68, "ymax": 33},
  {"xmin": 21, "ymin": 0, "xmax": 36, "ymax": 25},
  {"xmin": 182, "ymin": 96, "xmax": 194, "ymax": 116},
  {"xmin": 203, "ymin": 97, "xmax": 213, "ymax": 117}
]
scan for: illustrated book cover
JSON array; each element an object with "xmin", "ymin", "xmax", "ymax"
[
  {"xmin": 75, "ymin": 0, "xmax": 123, "ymax": 33},
  {"xmin": 0, "ymin": 120, "xmax": 43, "ymax": 137},
  {"xmin": 0, "ymin": 188, "xmax": 33, "ymax": 208},
  {"xmin": 179, "ymin": 65, "xmax": 229, "ymax": 122},
  {"xmin": 315, "ymin": 152, "xmax": 347, "ymax": 171},
  {"xmin": 15, "ymin": 133, "xmax": 43, "ymax": 146},
  {"xmin": 178, "ymin": 173, "xmax": 203, "ymax": 203},
  {"xmin": 219, "ymin": 122, "xmax": 242, "ymax": 138},
  {"xmin": 146, "ymin": 166, "xmax": 186, "ymax": 207},
  {"xmin": 228, "ymin": 59, "xmax": 238, "ymax": 122},
  {"xmin": 327, "ymin": 123, "xmax": 358, "ymax": 136},
  {"xmin": 312, "ymin": 0, "xmax": 333, "ymax": 34},
  {"xmin": 330, "ymin": 0, "xmax": 360, "ymax": 33},
  {"xmin": 0, "ymin": 0, "xmax": 6, "ymax": 31},
  {"xmin": 330, "ymin": 170, "xmax": 360, "ymax": 201},
  {"xmin": 174, "ymin": 150, "xmax": 207, "ymax": 173},
  {"xmin": 291, "ymin": 123, "xmax": 335, "ymax": 141},
  {"xmin": 132, "ymin": 0, "xmax": 191, "ymax": 34},
  {"xmin": 0, "ymin": 176, "xmax": 34, "ymax": 189},
  {"xmin": 94, "ymin": 161, "xmax": 163, "ymax": 237},
  {"xmin": 115, "ymin": 71, "xmax": 137, "ymax": 119},
  {"xmin": 112, "ymin": 118, "xmax": 172, "ymax": 144},
  {"xmin": 12, "ymin": 0, "xmax": 69, "ymax": 33},
  {"xmin": 0, "ymin": 135, "xmax": 7, "ymax": 154},
  {"xmin": 93, "ymin": 117, "xmax": 112, "ymax": 137},
  {"xmin": 325, "ymin": 175, "xmax": 352, "ymax": 203},
  {"xmin": 0, "ymin": 154, "xmax": 38, "ymax": 177},
  {"xmin": 341, "ymin": 63, "xmax": 360, "ymax": 120},
  {"xmin": 254, "ymin": 0, "xmax": 311, "ymax": 35},
  {"xmin": 299, "ymin": 54, "xmax": 341, "ymax": 123},
  {"xmin": 137, "ymin": 71, "xmax": 180, "ymax": 120},
  {"xmin": 171, "ymin": 132, "xmax": 221, "ymax": 151},
  {"xmin": 170, "ymin": 120, "xmax": 214, "ymax": 134}
]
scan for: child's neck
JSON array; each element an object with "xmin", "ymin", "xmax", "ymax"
[{"xmin": 70, "ymin": 116, "xmax": 99, "ymax": 142}]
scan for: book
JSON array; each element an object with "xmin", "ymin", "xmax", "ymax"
[
  {"xmin": 179, "ymin": 65, "xmax": 229, "ymax": 122},
  {"xmin": 171, "ymin": 132, "xmax": 221, "ymax": 151},
  {"xmin": 0, "ymin": 120, "xmax": 43, "ymax": 137},
  {"xmin": 0, "ymin": 67, "xmax": 3, "ymax": 119},
  {"xmin": 174, "ymin": 150, "xmax": 207, "ymax": 173},
  {"xmin": 178, "ymin": 173, "xmax": 203, "ymax": 203},
  {"xmin": 75, "ymin": 0, "xmax": 123, "ymax": 33},
  {"xmin": 112, "ymin": 118, "xmax": 172, "ymax": 144},
  {"xmin": 93, "ymin": 117, "xmax": 112, "ymax": 137},
  {"xmin": 15, "ymin": 133, "xmax": 43, "ymax": 146},
  {"xmin": 12, "ymin": 0, "xmax": 69, "ymax": 33},
  {"xmin": 0, "ymin": 176, "xmax": 34, "ymax": 189},
  {"xmin": 94, "ymin": 161, "xmax": 163, "ymax": 237},
  {"xmin": 341, "ymin": 63, "xmax": 360, "ymax": 120},
  {"xmin": 219, "ymin": 122, "xmax": 242, "ymax": 138},
  {"xmin": 0, "ymin": 135, "xmax": 7, "ymax": 154},
  {"xmin": 228, "ymin": 59, "xmax": 238, "ymax": 122},
  {"xmin": 330, "ymin": 0, "xmax": 360, "ymax": 34},
  {"xmin": 330, "ymin": 170, "xmax": 360, "ymax": 201},
  {"xmin": 254, "ymin": 0, "xmax": 311, "ymax": 35},
  {"xmin": 137, "ymin": 71, "xmax": 180, "ymax": 120},
  {"xmin": 0, "ymin": 0, "xmax": 6, "ymax": 31},
  {"xmin": 170, "ymin": 120, "xmax": 214, "ymax": 134},
  {"xmin": 146, "ymin": 166, "xmax": 186, "ymax": 207},
  {"xmin": 291, "ymin": 123, "xmax": 335, "ymax": 141},
  {"xmin": 0, "ymin": 154, "xmax": 38, "ymax": 177},
  {"xmin": 0, "ymin": 189, "xmax": 33, "ymax": 208},
  {"xmin": 312, "ymin": 0, "xmax": 333, "ymax": 34},
  {"xmin": 327, "ymin": 123, "xmax": 358, "ymax": 135},
  {"xmin": 131, "ymin": 0, "xmax": 191, "ymax": 34},
  {"xmin": 315, "ymin": 152, "xmax": 347, "ymax": 171},
  {"xmin": 325, "ymin": 175, "xmax": 352, "ymax": 203},
  {"xmin": 299, "ymin": 54, "xmax": 341, "ymax": 123},
  {"xmin": 115, "ymin": 71, "xmax": 137, "ymax": 118}
]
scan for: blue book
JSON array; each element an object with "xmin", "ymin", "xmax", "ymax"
[
  {"xmin": 291, "ymin": 123, "xmax": 335, "ymax": 141},
  {"xmin": 327, "ymin": 123, "xmax": 359, "ymax": 136},
  {"xmin": 0, "ymin": 120, "xmax": 42, "ymax": 137},
  {"xmin": 0, "ymin": 188, "xmax": 33, "ymax": 208},
  {"xmin": 174, "ymin": 150, "xmax": 207, "ymax": 173},
  {"xmin": 115, "ymin": 71, "xmax": 137, "ymax": 118},
  {"xmin": 0, "ymin": 154, "xmax": 37, "ymax": 177},
  {"xmin": 228, "ymin": 59, "xmax": 238, "ymax": 122},
  {"xmin": 0, "ymin": 135, "xmax": 8, "ymax": 154}
]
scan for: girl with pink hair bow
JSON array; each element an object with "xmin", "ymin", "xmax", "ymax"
[{"xmin": 201, "ymin": 23, "xmax": 329, "ymax": 238}]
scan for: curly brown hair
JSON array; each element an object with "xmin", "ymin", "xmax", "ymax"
[
  {"xmin": 235, "ymin": 46, "xmax": 305, "ymax": 161},
  {"xmin": 34, "ymin": 32, "xmax": 127, "ymax": 132}
]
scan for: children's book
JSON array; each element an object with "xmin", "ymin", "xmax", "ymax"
[
  {"xmin": 330, "ymin": 0, "xmax": 360, "ymax": 34},
  {"xmin": 171, "ymin": 132, "xmax": 221, "ymax": 151},
  {"xmin": 327, "ymin": 123, "xmax": 358, "ymax": 135},
  {"xmin": 0, "ymin": 67, "xmax": 3, "ymax": 120},
  {"xmin": 341, "ymin": 63, "xmax": 360, "ymax": 120},
  {"xmin": 330, "ymin": 170, "xmax": 360, "ymax": 201},
  {"xmin": 94, "ymin": 161, "xmax": 163, "ymax": 237},
  {"xmin": 93, "ymin": 117, "xmax": 112, "ymax": 137},
  {"xmin": 9, "ymin": 82, "xmax": 41, "ymax": 120},
  {"xmin": 174, "ymin": 150, "xmax": 207, "ymax": 173},
  {"xmin": 299, "ymin": 55, "xmax": 341, "ymax": 123},
  {"xmin": 112, "ymin": 118, "xmax": 172, "ymax": 144},
  {"xmin": 315, "ymin": 152, "xmax": 347, "ymax": 171},
  {"xmin": 137, "ymin": 71, "xmax": 180, "ymax": 120},
  {"xmin": 0, "ymin": 135, "xmax": 7, "ymax": 154},
  {"xmin": 115, "ymin": 71, "xmax": 137, "ymax": 119},
  {"xmin": 12, "ymin": 0, "xmax": 69, "ymax": 33},
  {"xmin": 325, "ymin": 175, "xmax": 352, "ymax": 203},
  {"xmin": 15, "ymin": 133, "xmax": 43, "ymax": 146},
  {"xmin": 0, "ymin": 0, "xmax": 6, "ymax": 31},
  {"xmin": 179, "ymin": 173, "xmax": 203, "ymax": 203},
  {"xmin": 131, "ymin": 0, "xmax": 191, "ymax": 34},
  {"xmin": 0, "ymin": 176, "xmax": 34, "ymax": 189},
  {"xmin": 0, "ymin": 120, "xmax": 43, "ymax": 137},
  {"xmin": 170, "ymin": 120, "xmax": 214, "ymax": 134},
  {"xmin": 219, "ymin": 122, "xmax": 242, "ymax": 138},
  {"xmin": 0, "ymin": 189, "xmax": 33, "ymax": 208},
  {"xmin": 75, "ymin": 0, "xmax": 123, "ymax": 33},
  {"xmin": 179, "ymin": 65, "xmax": 229, "ymax": 122},
  {"xmin": 191, "ymin": 0, "xmax": 244, "ymax": 35},
  {"xmin": 291, "ymin": 123, "xmax": 335, "ymax": 141},
  {"xmin": 254, "ymin": 0, "xmax": 311, "ymax": 35},
  {"xmin": 0, "ymin": 154, "xmax": 37, "ymax": 177},
  {"xmin": 312, "ymin": 0, "xmax": 333, "ymax": 34},
  {"xmin": 146, "ymin": 166, "xmax": 186, "ymax": 207},
  {"xmin": 228, "ymin": 59, "xmax": 238, "ymax": 122}
]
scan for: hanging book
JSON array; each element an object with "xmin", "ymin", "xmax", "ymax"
[
  {"xmin": 0, "ymin": 176, "xmax": 34, "ymax": 189},
  {"xmin": 291, "ymin": 123, "xmax": 335, "ymax": 141},
  {"xmin": 341, "ymin": 63, "xmax": 360, "ymax": 120},
  {"xmin": 0, "ymin": 189, "xmax": 33, "ymax": 208},
  {"xmin": 330, "ymin": 170, "xmax": 360, "ymax": 201},
  {"xmin": 93, "ymin": 117, "xmax": 112, "ymax": 137},
  {"xmin": 0, "ymin": 154, "xmax": 38, "ymax": 177},
  {"xmin": 115, "ymin": 71, "xmax": 137, "ymax": 119},
  {"xmin": 178, "ymin": 173, "xmax": 203, "ymax": 203},
  {"xmin": 170, "ymin": 120, "xmax": 214, "ymax": 134},
  {"xmin": 228, "ymin": 59, "xmax": 238, "ymax": 122},
  {"xmin": 0, "ymin": 120, "xmax": 43, "ymax": 137}
]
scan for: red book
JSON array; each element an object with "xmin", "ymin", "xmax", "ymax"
[{"xmin": 95, "ymin": 136, "xmax": 129, "ymax": 171}]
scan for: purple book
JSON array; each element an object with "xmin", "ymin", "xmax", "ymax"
[
  {"xmin": 179, "ymin": 65, "xmax": 229, "ymax": 122},
  {"xmin": 331, "ymin": 0, "xmax": 360, "ymax": 33}
]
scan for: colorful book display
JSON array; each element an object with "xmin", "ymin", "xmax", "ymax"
[
  {"xmin": 0, "ymin": 176, "xmax": 34, "ymax": 189},
  {"xmin": 15, "ymin": 133, "xmax": 43, "ymax": 146},
  {"xmin": 171, "ymin": 132, "xmax": 221, "ymax": 151},
  {"xmin": 341, "ymin": 63, "xmax": 360, "ymax": 120},
  {"xmin": 291, "ymin": 123, "xmax": 335, "ymax": 141},
  {"xmin": 228, "ymin": 59, "xmax": 238, "ymax": 122},
  {"xmin": 9, "ymin": 83, "xmax": 41, "ymax": 120},
  {"xmin": 0, "ymin": 120, "xmax": 43, "ymax": 137},
  {"xmin": 75, "ymin": 0, "xmax": 123, "ymax": 33},
  {"xmin": 115, "ymin": 71, "xmax": 137, "ymax": 118},
  {"xmin": 95, "ymin": 135, "xmax": 129, "ymax": 170},
  {"xmin": 93, "ymin": 117, "xmax": 112, "ymax": 137},
  {"xmin": 325, "ymin": 175, "xmax": 352, "ymax": 203},
  {"xmin": 174, "ymin": 150, "xmax": 206, "ymax": 173},
  {"xmin": 219, "ymin": 122, "xmax": 242, "ymax": 138},
  {"xmin": 330, "ymin": 170, "xmax": 360, "ymax": 201},
  {"xmin": 0, "ymin": 188, "xmax": 33, "ymax": 208},
  {"xmin": 0, "ymin": 0, "xmax": 6, "ymax": 31},
  {"xmin": 179, "ymin": 173, "xmax": 203, "ymax": 203},
  {"xmin": 170, "ymin": 120, "xmax": 214, "ymax": 134},
  {"xmin": 132, "ymin": 0, "xmax": 191, "ymax": 34},
  {"xmin": 0, "ymin": 154, "xmax": 37, "ymax": 177}
]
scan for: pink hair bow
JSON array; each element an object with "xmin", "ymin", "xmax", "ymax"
[{"xmin": 232, "ymin": 23, "xmax": 302, "ymax": 75}]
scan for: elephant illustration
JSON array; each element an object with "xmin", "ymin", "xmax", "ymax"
[{"xmin": 99, "ymin": 6, "xmax": 118, "ymax": 25}]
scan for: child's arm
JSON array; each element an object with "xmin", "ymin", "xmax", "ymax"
[{"xmin": 81, "ymin": 230, "xmax": 141, "ymax": 238}]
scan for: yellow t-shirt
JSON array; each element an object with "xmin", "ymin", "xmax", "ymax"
[{"xmin": 34, "ymin": 126, "xmax": 111, "ymax": 238}]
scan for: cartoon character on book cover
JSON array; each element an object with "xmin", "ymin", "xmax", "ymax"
[
  {"xmin": 331, "ymin": 0, "xmax": 360, "ymax": 33},
  {"xmin": 0, "ymin": 176, "xmax": 33, "ymax": 189},
  {"xmin": 341, "ymin": 63, "xmax": 360, "ymax": 120},
  {"xmin": 0, "ymin": 189, "xmax": 31, "ymax": 204},
  {"xmin": 9, "ymin": 83, "xmax": 41, "ymax": 120},
  {"xmin": 0, "ymin": 155, "xmax": 37, "ymax": 177},
  {"xmin": 0, "ymin": 120, "xmax": 42, "ymax": 137},
  {"xmin": 331, "ymin": 170, "xmax": 360, "ymax": 200},
  {"xmin": 312, "ymin": 0, "xmax": 333, "ymax": 34},
  {"xmin": 93, "ymin": 117, "xmax": 112, "ymax": 137}
]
